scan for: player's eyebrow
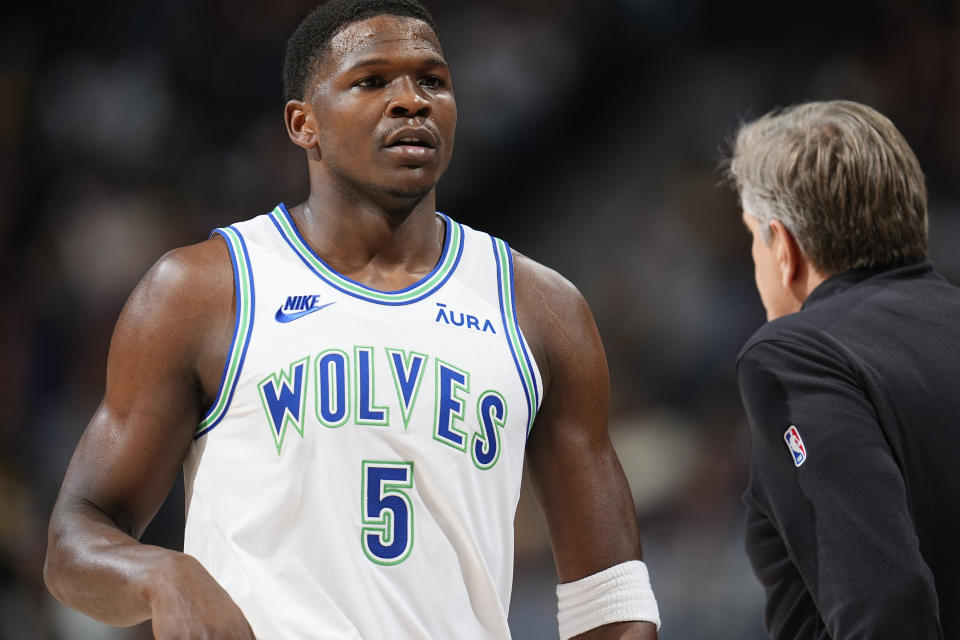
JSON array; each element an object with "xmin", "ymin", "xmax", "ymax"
[{"xmin": 346, "ymin": 56, "xmax": 449, "ymax": 72}]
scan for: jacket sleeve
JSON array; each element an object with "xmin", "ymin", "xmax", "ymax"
[{"xmin": 737, "ymin": 337, "xmax": 942, "ymax": 640}]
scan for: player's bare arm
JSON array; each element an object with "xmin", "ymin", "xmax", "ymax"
[
  {"xmin": 44, "ymin": 236, "xmax": 255, "ymax": 638},
  {"xmin": 514, "ymin": 251, "xmax": 658, "ymax": 640}
]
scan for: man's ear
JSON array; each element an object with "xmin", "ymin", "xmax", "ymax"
[
  {"xmin": 285, "ymin": 100, "xmax": 318, "ymax": 151},
  {"xmin": 769, "ymin": 219, "xmax": 803, "ymax": 290}
]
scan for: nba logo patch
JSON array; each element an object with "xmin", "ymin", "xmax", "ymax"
[{"xmin": 783, "ymin": 425, "xmax": 807, "ymax": 467}]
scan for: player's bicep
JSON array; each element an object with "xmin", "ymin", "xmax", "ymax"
[
  {"xmin": 58, "ymin": 249, "xmax": 217, "ymax": 538},
  {"xmin": 739, "ymin": 340, "xmax": 938, "ymax": 635},
  {"xmin": 521, "ymin": 269, "xmax": 640, "ymax": 581}
]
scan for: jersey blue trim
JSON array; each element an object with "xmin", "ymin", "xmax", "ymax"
[
  {"xmin": 492, "ymin": 237, "xmax": 537, "ymax": 437},
  {"xmin": 505, "ymin": 241, "xmax": 541, "ymax": 414},
  {"xmin": 268, "ymin": 203, "xmax": 464, "ymax": 306},
  {"xmin": 196, "ymin": 226, "xmax": 256, "ymax": 438}
]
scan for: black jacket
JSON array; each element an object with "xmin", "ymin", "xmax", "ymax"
[{"xmin": 737, "ymin": 260, "xmax": 960, "ymax": 639}]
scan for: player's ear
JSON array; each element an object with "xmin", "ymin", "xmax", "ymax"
[
  {"xmin": 770, "ymin": 219, "xmax": 802, "ymax": 289},
  {"xmin": 285, "ymin": 100, "xmax": 318, "ymax": 151}
]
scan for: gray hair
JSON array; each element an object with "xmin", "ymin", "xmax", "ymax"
[{"xmin": 726, "ymin": 100, "xmax": 928, "ymax": 275}]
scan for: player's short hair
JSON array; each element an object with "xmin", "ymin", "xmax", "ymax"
[
  {"xmin": 282, "ymin": 0, "xmax": 438, "ymax": 102},
  {"xmin": 726, "ymin": 100, "xmax": 928, "ymax": 275}
]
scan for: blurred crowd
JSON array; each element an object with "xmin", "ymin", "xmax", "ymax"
[{"xmin": 2, "ymin": 0, "xmax": 958, "ymax": 638}]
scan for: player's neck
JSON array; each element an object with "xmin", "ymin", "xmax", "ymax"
[{"xmin": 290, "ymin": 191, "xmax": 444, "ymax": 292}]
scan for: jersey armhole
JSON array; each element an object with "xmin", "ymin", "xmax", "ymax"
[
  {"xmin": 491, "ymin": 237, "xmax": 542, "ymax": 439},
  {"xmin": 196, "ymin": 226, "xmax": 256, "ymax": 438}
]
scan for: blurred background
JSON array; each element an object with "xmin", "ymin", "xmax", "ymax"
[{"xmin": 2, "ymin": 0, "xmax": 959, "ymax": 637}]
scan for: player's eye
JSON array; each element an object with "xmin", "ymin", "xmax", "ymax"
[
  {"xmin": 419, "ymin": 75, "xmax": 446, "ymax": 90},
  {"xmin": 354, "ymin": 76, "xmax": 386, "ymax": 89}
]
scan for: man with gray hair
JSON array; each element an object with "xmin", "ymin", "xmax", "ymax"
[{"xmin": 727, "ymin": 100, "xmax": 960, "ymax": 639}]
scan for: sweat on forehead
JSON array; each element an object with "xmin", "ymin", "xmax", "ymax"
[
  {"xmin": 282, "ymin": 0, "xmax": 438, "ymax": 102},
  {"xmin": 327, "ymin": 16, "xmax": 440, "ymax": 64}
]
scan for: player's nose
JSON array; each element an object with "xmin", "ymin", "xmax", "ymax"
[{"xmin": 388, "ymin": 76, "xmax": 431, "ymax": 119}]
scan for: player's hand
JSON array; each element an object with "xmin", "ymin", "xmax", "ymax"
[{"xmin": 148, "ymin": 552, "xmax": 256, "ymax": 639}]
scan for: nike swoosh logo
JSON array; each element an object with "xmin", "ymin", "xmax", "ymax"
[{"xmin": 275, "ymin": 301, "xmax": 336, "ymax": 323}]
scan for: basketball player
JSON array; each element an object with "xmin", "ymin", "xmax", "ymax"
[
  {"xmin": 43, "ymin": 1, "xmax": 660, "ymax": 638},
  {"xmin": 729, "ymin": 101, "xmax": 960, "ymax": 638}
]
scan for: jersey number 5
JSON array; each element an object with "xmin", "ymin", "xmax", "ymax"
[{"xmin": 362, "ymin": 461, "xmax": 414, "ymax": 565}]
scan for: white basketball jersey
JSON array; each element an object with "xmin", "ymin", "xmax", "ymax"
[{"xmin": 183, "ymin": 204, "xmax": 542, "ymax": 639}]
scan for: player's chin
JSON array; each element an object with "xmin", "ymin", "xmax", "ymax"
[
  {"xmin": 384, "ymin": 182, "xmax": 435, "ymax": 200},
  {"xmin": 384, "ymin": 168, "xmax": 444, "ymax": 200}
]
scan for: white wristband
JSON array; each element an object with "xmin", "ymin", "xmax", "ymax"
[{"xmin": 556, "ymin": 560, "xmax": 660, "ymax": 639}]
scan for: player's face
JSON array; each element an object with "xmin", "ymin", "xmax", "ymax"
[
  {"xmin": 308, "ymin": 15, "xmax": 456, "ymax": 201},
  {"xmin": 743, "ymin": 212, "xmax": 797, "ymax": 321}
]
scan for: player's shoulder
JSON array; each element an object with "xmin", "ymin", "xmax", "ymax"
[
  {"xmin": 511, "ymin": 248, "xmax": 596, "ymax": 337},
  {"xmin": 510, "ymin": 249, "xmax": 600, "ymax": 385},
  {"xmin": 127, "ymin": 235, "xmax": 234, "ymax": 322},
  {"xmin": 147, "ymin": 236, "xmax": 232, "ymax": 295},
  {"xmin": 108, "ymin": 236, "xmax": 235, "ymax": 377},
  {"xmin": 511, "ymin": 248, "xmax": 586, "ymax": 308}
]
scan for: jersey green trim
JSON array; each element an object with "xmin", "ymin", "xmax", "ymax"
[
  {"xmin": 494, "ymin": 239, "xmax": 538, "ymax": 435},
  {"xmin": 198, "ymin": 227, "xmax": 254, "ymax": 433},
  {"xmin": 269, "ymin": 205, "xmax": 463, "ymax": 304}
]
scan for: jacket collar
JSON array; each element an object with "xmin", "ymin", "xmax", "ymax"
[{"xmin": 802, "ymin": 259, "xmax": 934, "ymax": 310}]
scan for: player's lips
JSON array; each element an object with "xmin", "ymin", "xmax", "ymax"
[{"xmin": 383, "ymin": 127, "xmax": 438, "ymax": 161}]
